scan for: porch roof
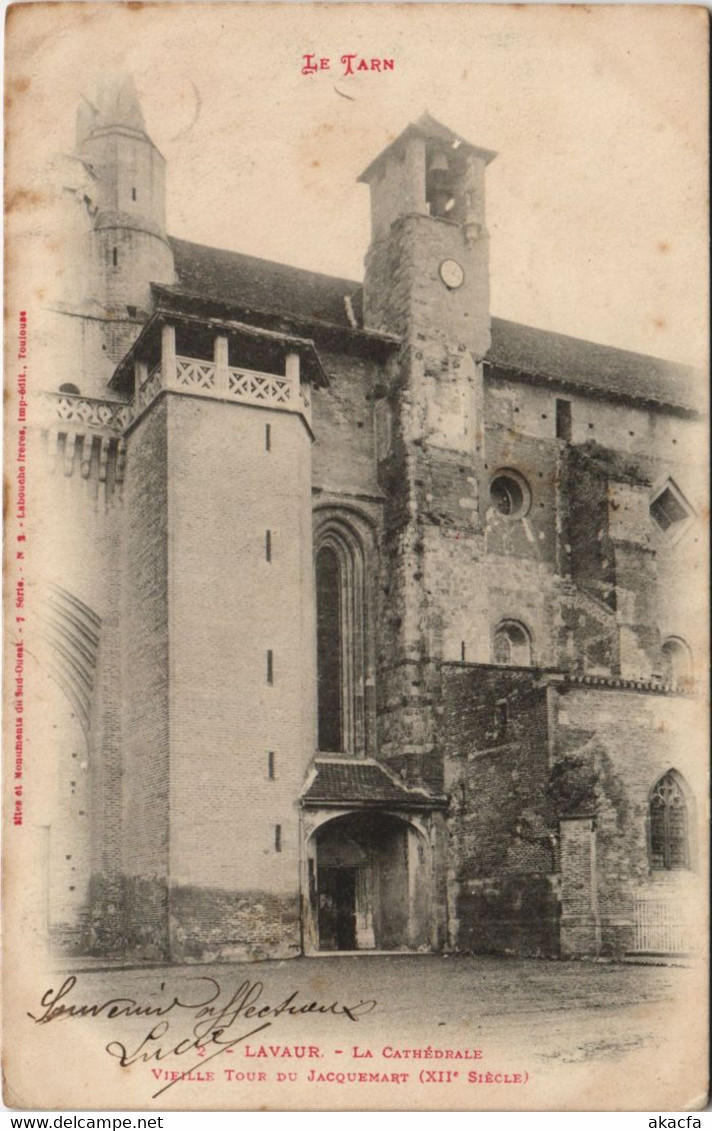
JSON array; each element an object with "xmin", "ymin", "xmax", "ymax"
[{"xmin": 301, "ymin": 757, "xmax": 448, "ymax": 810}]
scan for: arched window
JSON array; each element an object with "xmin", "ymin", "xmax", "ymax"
[
  {"xmin": 493, "ymin": 620, "xmax": 532, "ymax": 666},
  {"xmin": 661, "ymin": 637, "xmax": 693, "ymax": 691},
  {"xmin": 316, "ymin": 547, "xmax": 343, "ymax": 753},
  {"xmin": 649, "ymin": 770, "xmax": 690, "ymax": 871},
  {"xmin": 314, "ymin": 512, "xmax": 374, "ymax": 757}
]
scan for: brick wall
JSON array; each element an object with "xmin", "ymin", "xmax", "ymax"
[
  {"xmin": 165, "ymin": 396, "xmax": 314, "ymax": 958},
  {"xmin": 311, "ymin": 347, "xmax": 381, "ymax": 498},
  {"xmin": 552, "ymin": 683, "xmax": 706, "ymax": 955},
  {"xmin": 121, "ymin": 399, "xmax": 170, "ymax": 957},
  {"xmin": 439, "ymin": 666, "xmax": 706, "ymax": 958},
  {"xmin": 440, "ymin": 664, "xmax": 558, "ymax": 955},
  {"xmin": 26, "ymin": 419, "xmax": 126, "ymax": 954}
]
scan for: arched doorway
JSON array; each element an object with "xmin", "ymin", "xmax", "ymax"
[{"xmin": 308, "ymin": 811, "xmax": 431, "ymax": 952}]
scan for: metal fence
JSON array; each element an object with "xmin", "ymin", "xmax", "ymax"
[{"xmin": 631, "ymin": 897, "xmax": 698, "ymax": 954}]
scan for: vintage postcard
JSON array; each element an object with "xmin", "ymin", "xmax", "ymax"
[{"xmin": 3, "ymin": 2, "xmax": 709, "ymax": 1113}]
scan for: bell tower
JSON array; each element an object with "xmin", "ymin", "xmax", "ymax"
[
  {"xmin": 360, "ymin": 113, "xmax": 496, "ymax": 358},
  {"xmin": 359, "ymin": 115, "xmax": 497, "ymax": 788}
]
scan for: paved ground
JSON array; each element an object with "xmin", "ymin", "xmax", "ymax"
[{"xmin": 13, "ymin": 953, "xmax": 706, "ymax": 1110}]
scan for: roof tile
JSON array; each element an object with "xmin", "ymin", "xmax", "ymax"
[
  {"xmin": 302, "ymin": 759, "xmax": 446, "ymax": 808},
  {"xmin": 169, "ymin": 237, "xmax": 699, "ymax": 410}
]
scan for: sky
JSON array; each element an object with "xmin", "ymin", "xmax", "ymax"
[{"xmin": 6, "ymin": 2, "xmax": 709, "ymax": 368}]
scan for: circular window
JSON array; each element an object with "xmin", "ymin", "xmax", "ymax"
[{"xmin": 489, "ymin": 471, "xmax": 530, "ymax": 518}]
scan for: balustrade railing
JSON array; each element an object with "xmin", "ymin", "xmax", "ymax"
[
  {"xmin": 44, "ymin": 354, "xmax": 312, "ymax": 436},
  {"xmin": 143, "ymin": 355, "xmax": 311, "ymax": 423},
  {"xmin": 175, "ymin": 357, "xmax": 216, "ymax": 391},
  {"xmin": 42, "ymin": 392, "xmax": 133, "ymax": 434}
]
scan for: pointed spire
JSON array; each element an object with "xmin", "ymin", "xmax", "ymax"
[
  {"xmin": 93, "ymin": 71, "xmax": 147, "ymax": 134},
  {"xmin": 76, "ymin": 94, "xmax": 99, "ymax": 147}
]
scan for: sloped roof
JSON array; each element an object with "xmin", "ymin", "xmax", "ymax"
[
  {"xmin": 168, "ymin": 237, "xmax": 699, "ymax": 411},
  {"xmin": 170, "ymin": 237, "xmax": 360, "ymax": 331},
  {"xmin": 302, "ymin": 758, "xmax": 447, "ymax": 809},
  {"xmin": 487, "ymin": 318, "xmax": 699, "ymax": 412},
  {"xmin": 358, "ymin": 111, "xmax": 497, "ymax": 184}
]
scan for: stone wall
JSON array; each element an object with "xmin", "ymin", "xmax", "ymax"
[
  {"xmin": 439, "ymin": 663, "xmax": 706, "ymax": 958},
  {"xmin": 440, "ymin": 663, "xmax": 558, "ymax": 955},
  {"xmin": 551, "ymin": 682, "xmax": 706, "ymax": 956}
]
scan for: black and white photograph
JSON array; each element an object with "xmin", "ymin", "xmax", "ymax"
[{"xmin": 2, "ymin": 2, "xmax": 709, "ymax": 1113}]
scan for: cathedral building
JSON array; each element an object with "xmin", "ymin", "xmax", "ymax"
[{"xmin": 31, "ymin": 75, "xmax": 706, "ymax": 963}]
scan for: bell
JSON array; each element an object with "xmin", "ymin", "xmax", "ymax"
[
  {"xmin": 429, "ymin": 189, "xmax": 451, "ymax": 218},
  {"xmin": 428, "ymin": 150, "xmax": 450, "ymax": 179}
]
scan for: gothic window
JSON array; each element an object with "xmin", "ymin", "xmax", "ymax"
[
  {"xmin": 489, "ymin": 470, "xmax": 531, "ymax": 518},
  {"xmin": 661, "ymin": 637, "xmax": 693, "ymax": 691},
  {"xmin": 649, "ymin": 771, "xmax": 690, "ymax": 871},
  {"xmin": 314, "ymin": 513, "xmax": 374, "ymax": 757},
  {"xmin": 316, "ymin": 547, "xmax": 343, "ymax": 753},
  {"xmin": 493, "ymin": 620, "xmax": 532, "ymax": 666}
]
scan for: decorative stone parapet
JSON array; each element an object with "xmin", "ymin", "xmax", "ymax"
[{"xmin": 135, "ymin": 355, "xmax": 311, "ymax": 426}]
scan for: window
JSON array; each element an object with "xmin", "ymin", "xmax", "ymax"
[
  {"xmin": 649, "ymin": 771, "xmax": 690, "ymax": 870},
  {"xmin": 489, "ymin": 470, "xmax": 531, "ymax": 518},
  {"xmin": 316, "ymin": 547, "xmax": 343, "ymax": 752},
  {"xmin": 661, "ymin": 637, "xmax": 693, "ymax": 691},
  {"xmin": 556, "ymin": 399, "xmax": 572, "ymax": 441},
  {"xmin": 492, "ymin": 621, "xmax": 532, "ymax": 666},
  {"xmin": 651, "ymin": 489, "xmax": 687, "ymax": 532},
  {"xmin": 59, "ymin": 383, "xmax": 80, "ymax": 395},
  {"xmin": 314, "ymin": 512, "xmax": 373, "ymax": 757},
  {"xmin": 650, "ymin": 479, "xmax": 693, "ymax": 540},
  {"xmin": 494, "ymin": 701, "xmax": 508, "ymax": 733}
]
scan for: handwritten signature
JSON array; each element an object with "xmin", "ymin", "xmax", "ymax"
[{"xmin": 28, "ymin": 976, "xmax": 377, "ymax": 1100}]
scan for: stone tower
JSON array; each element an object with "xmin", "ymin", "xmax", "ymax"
[
  {"xmin": 52, "ymin": 73, "xmax": 175, "ymax": 396},
  {"xmin": 360, "ymin": 114, "xmax": 497, "ymax": 789},
  {"xmin": 77, "ymin": 72, "xmax": 175, "ymax": 318}
]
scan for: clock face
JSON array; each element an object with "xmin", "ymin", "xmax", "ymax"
[{"xmin": 440, "ymin": 259, "xmax": 465, "ymax": 290}]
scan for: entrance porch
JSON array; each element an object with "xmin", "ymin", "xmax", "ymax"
[{"xmin": 300, "ymin": 758, "xmax": 448, "ymax": 954}]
